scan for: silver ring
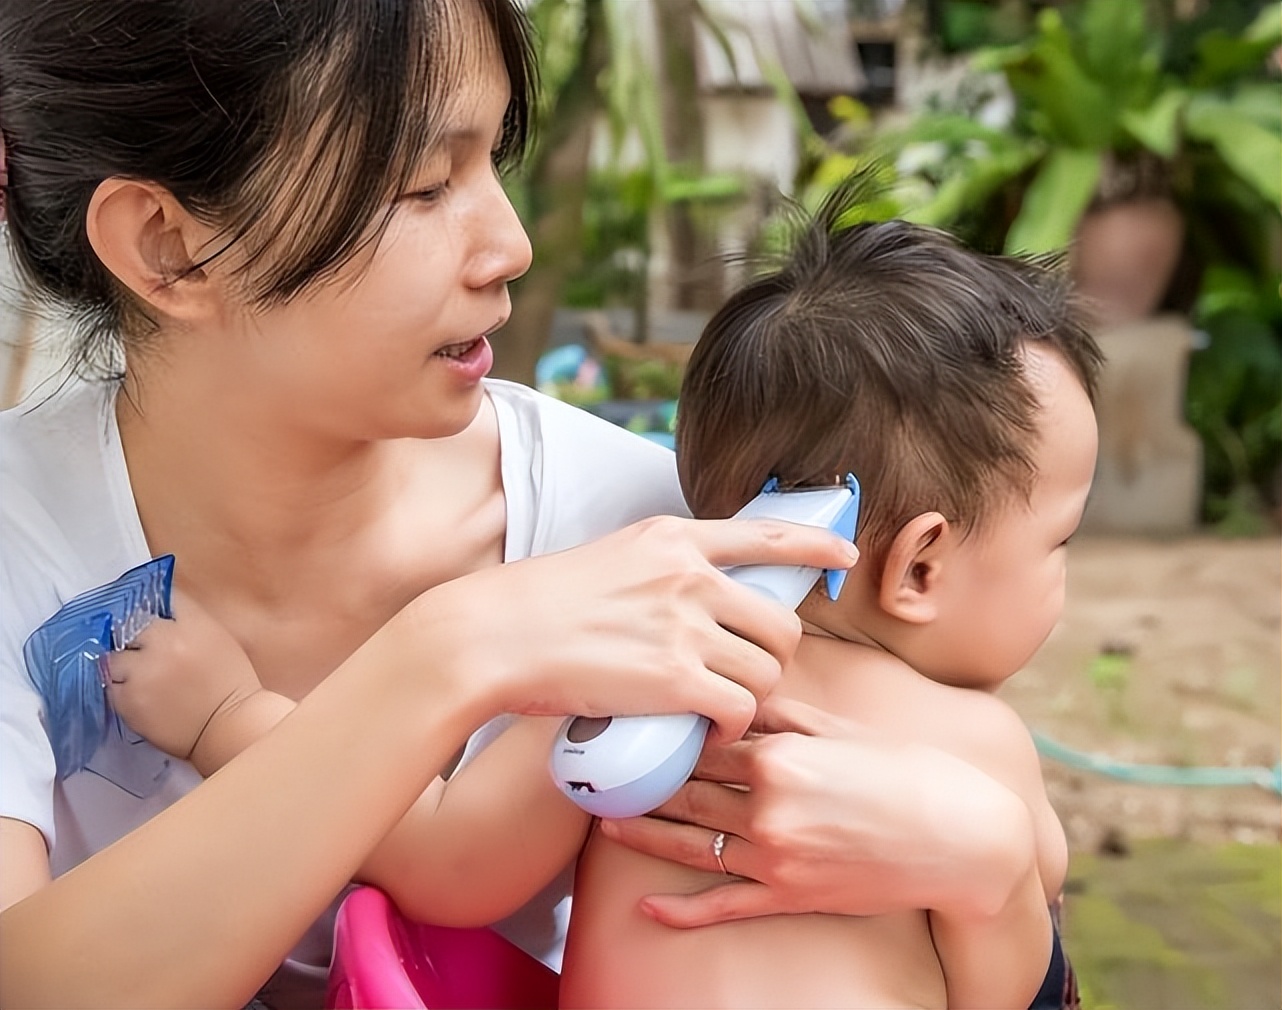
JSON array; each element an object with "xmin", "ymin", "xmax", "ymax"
[{"xmin": 711, "ymin": 831, "xmax": 728, "ymax": 875}]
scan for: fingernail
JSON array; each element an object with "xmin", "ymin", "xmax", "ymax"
[
  {"xmin": 598, "ymin": 819, "xmax": 619, "ymax": 838},
  {"xmin": 843, "ymin": 542, "xmax": 860, "ymax": 562}
]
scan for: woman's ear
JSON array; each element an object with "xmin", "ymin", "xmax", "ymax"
[
  {"xmin": 84, "ymin": 178, "xmax": 222, "ymax": 324},
  {"xmin": 878, "ymin": 512, "xmax": 951, "ymax": 624}
]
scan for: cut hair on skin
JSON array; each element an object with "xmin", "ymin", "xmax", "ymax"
[{"xmin": 676, "ymin": 174, "xmax": 1104, "ymax": 562}]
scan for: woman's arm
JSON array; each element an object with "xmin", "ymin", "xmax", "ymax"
[
  {"xmin": 1, "ymin": 517, "xmax": 855, "ymax": 1008},
  {"xmin": 1, "ymin": 609, "xmax": 489, "ymax": 1010},
  {"xmin": 111, "ymin": 610, "xmax": 587, "ymax": 926}
]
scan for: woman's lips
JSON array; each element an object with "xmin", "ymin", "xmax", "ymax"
[{"xmin": 432, "ymin": 334, "xmax": 493, "ymax": 383}]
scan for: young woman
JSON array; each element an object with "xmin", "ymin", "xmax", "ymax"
[{"xmin": 0, "ymin": 3, "xmax": 1046, "ymax": 1006}]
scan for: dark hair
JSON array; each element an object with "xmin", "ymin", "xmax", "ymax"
[
  {"xmin": 676, "ymin": 179, "xmax": 1103, "ymax": 562},
  {"xmin": 0, "ymin": 0, "xmax": 536, "ymax": 376}
]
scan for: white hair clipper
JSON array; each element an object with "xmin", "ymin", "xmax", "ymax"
[{"xmin": 549, "ymin": 474, "xmax": 860, "ymax": 818}]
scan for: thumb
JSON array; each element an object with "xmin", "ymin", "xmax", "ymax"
[
  {"xmin": 751, "ymin": 693, "xmax": 847, "ymax": 736},
  {"xmin": 639, "ymin": 881, "xmax": 779, "ymax": 928}
]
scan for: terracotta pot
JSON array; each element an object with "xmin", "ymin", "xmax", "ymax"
[{"xmin": 1071, "ymin": 197, "xmax": 1186, "ymax": 331}]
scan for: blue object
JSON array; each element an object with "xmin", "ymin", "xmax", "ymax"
[
  {"xmin": 535, "ymin": 343, "xmax": 589, "ymax": 389},
  {"xmin": 639, "ymin": 431, "xmax": 675, "ymax": 450},
  {"xmin": 24, "ymin": 556, "xmax": 175, "ymax": 779}
]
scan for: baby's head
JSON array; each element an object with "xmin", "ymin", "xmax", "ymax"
[{"xmin": 677, "ymin": 185, "xmax": 1103, "ymax": 688}]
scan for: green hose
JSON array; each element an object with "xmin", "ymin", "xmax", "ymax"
[{"xmin": 1033, "ymin": 731, "xmax": 1282, "ymax": 795}]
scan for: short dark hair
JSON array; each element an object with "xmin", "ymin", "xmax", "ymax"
[
  {"xmin": 676, "ymin": 180, "xmax": 1103, "ymax": 561},
  {"xmin": 0, "ymin": 0, "xmax": 536, "ymax": 376}
]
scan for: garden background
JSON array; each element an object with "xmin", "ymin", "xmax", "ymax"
[{"xmin": 1, "ymin": 1, "xmax": 1278, "ymax": 1007}]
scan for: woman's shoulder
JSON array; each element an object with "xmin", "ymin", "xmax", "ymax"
[
  {"xmin": 1, "ymin": 377, "xmax": 143, "ymax": 616},
  {"xmin": 485, "ymin": 379, "xmax": 690, "ymax": 557},
  {"xmin": 0, "ymin": 377, "xmax": 114, "ymax": 471},
  {"xmin": 486, "ymin": 380, "xmax": 679, "ymax": 485}
]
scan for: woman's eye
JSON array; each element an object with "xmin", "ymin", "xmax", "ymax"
[{"xmin": 411, "ymin": 182, "xmax": 449, "ymax": 204}]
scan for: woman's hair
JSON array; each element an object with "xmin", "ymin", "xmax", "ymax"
[
  {"xmin": 676, "ymin": 179, "xmax": 1103, "ymax": 562},
  {"xmin": 0, "ymin": 0, "xmax": 536, "ymax": 376}
]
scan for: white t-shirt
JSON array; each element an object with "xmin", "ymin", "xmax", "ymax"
[{"xmin": 0, "ymin": 376, "xmax": 687, "ymax": 985}]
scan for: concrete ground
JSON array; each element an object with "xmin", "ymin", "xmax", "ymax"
[{"xmin": 999, "ymin": 535, "xmax": 1281, "ymax": 1010}]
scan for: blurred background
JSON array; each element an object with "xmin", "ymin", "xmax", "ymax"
[{"xmin": 1, "ymin": 2, "xmax": 1278, "ymax": 1007}]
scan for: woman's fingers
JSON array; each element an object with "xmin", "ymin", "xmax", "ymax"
[
  {"xmin": 448, "ymin": 513, "xmax": 860, "ymax": 736},
  {"xmin": 750, "ymin": 693, "xmax": 856, "ymax": 739},
  {"xmin": 689, "ymin": 738, "xmax": 756, "ymax": 785},
  {"xmin": 694, "ymin": 627, "xmax": 786, "ymax": 741},
  {"xmin": 639, "ymin": 881, "xmax": 778, "ymax": 929},
  {"xmin": 691, "ymin": 517, "xmax": 859, "ymax": 574},
  {"xmin": 598, "ymin": 778, "xmax": 758, "ymax": 884},
  {"xmin": 599, "ymin": 796, "xmax": 794, "ymax": 927},
  {"xmin": 651, "ymin": 777, "xmax": 753, "ymax": 834}
]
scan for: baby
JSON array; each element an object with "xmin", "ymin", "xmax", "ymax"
[{"xmin": 560, "ymin": 182, "xmax": 1102, "ymax": 1009}]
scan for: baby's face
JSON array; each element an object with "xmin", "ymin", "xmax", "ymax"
[{"xmin": 925, "ymin": 343, "xmax": 1098, "ymax": 690}]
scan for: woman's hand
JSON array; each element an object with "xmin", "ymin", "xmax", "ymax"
[
  {"xmin": 599, "ymin": 694, "xmax": 1039, "ymax": 926},
  {"xmin": 105, "ymin": 590, "xmax": 279, "ymax": 771},
  {"xmin": 416, "ymin": 516, "xmax": 859, "ymax": 743}
]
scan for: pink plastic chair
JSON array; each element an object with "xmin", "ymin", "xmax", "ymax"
[{"xmin": 326, "ymin": 886, "xmax": 559, "ymax": 1010}]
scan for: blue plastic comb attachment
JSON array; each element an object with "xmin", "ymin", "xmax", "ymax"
[{"xmin": 23, "ymin": 555, "xmax": 175, "ymax": 779}]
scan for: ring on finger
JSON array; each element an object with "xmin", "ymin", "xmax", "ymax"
[{"xmin": 711, "ymin": 830, "xmax": 729, "ymax": 875}]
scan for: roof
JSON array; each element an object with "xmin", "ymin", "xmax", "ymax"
[{"xmin": 695, "ymin": 0, "xmax": 866, "ymax": 95}]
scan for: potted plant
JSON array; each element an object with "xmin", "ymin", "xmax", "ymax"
[{"xmin": 883, "ymin": 0, "xmax": 1280, "ymax": 329}]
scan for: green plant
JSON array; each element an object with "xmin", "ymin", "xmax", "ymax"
[
  {"xmin": 1087, "ymin": 649, "xmax": 1133, "ymax": 726},
  {"xmin": 602, "ymin": 355, "xmax": 685, "ymax": 402},
  {"xmin": 889, "ymin": 0, "xmax": 1281, "ymax": 255},
  {"xmin": 498, "ymin": 0, "xmax": 751, "ymax": 384},
  {"xmin": 851, "ymin": 0, "xmax": 1282, "ymax": 522},
  {"xmin": 1185, "ymin": 265, "xmax": 1282, "ymax": 531}
]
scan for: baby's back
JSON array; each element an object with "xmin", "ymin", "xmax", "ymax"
[
  {"xmin": 560, "ymin": 636, "xmax": 985, "ymax": 1009},
  {"xmin": 563, "ymin": 827, "xmax": 945, "ymax": 1009}
]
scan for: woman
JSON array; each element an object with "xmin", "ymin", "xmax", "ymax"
[{"xmin": 0, "ymin": 2, "xmax": 1044, "ymax": 1006}]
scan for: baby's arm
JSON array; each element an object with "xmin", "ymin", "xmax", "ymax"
[
  {"xmin": 106, "ymin": 591, "xmax": 293, "ymax": 776},
  {"xmin": 356, "ymin": 715, "xmax": 591, "ymax": 926},
  {"xmin": 922, "ymin": 690, "xmax": 1066, "ymax": 1009}
]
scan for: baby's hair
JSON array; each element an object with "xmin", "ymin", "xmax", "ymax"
[
  {"xmin": 0, "ymin": 0, "xmax": 535, "ymax": 377},
  {"xmin": 676, "ymin": 175, "xmax": 1103, "ymax": 562}
]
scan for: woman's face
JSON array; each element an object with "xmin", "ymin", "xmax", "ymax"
[{"xmin": 207, "ymin": 43, "xmax": 532, "ymax": 443}]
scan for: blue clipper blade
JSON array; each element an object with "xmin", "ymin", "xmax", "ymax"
[
  {"xmin": 23, "ymin": 555, "xmax": 176, "ymax": 779},
  {"xmin": 24, "ymin": 611, "xmax": 114, "ymax": 779},
  {"xmin": 824, "ymin": 473, "xmax": 861, "ymax": 601}
]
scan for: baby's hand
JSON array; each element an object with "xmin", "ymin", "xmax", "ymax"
[{"xmin": 106, "ymin": 590, "xmax": 262, "ymax": 768}]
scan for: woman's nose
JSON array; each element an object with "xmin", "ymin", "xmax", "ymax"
[{"xmin": 466, "ymin": 174, "xmax": 532, "ymax": 290}]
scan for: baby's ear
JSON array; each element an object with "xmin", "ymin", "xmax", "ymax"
[{"xmin": 878, "ymin": 512, "xmax": 951, "ymax": 624}]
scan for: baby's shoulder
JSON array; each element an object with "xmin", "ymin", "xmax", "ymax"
[{"xmin": 793, "ymin": 637, "xmax": 1040, "ymax": 781}]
